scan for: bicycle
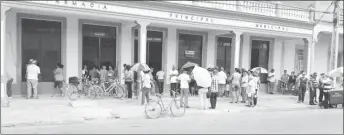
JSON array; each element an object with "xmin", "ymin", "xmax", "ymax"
[
  {"xmin": 89, "ymin": 79, "xmax": 125, "ymax": 99},
  {"xmin": 66, "ymin": 77, "xmax": 97, "ymax": 101},
  {"xmin": 144, "ymin": 90, "xmax": 186, "ymax": 119}
]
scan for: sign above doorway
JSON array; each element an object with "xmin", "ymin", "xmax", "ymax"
[{"xmin": 185, "ymin": 50, "xmax": 195, "ymax": 58}]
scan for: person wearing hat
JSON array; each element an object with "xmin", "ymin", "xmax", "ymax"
[
  {"xmin": 309, "ymin": 73, "xmax": 319, "ymax": 105},
  {"xmin": 298, "ymin": 72, "xmax": 309, "ymax": 103},
  {"xmin": 230, "ymin": 68, "xmax": 242, "ymax": 103},
  {"xmin": 141, "ymin": 69, "xmax": 152, "ymax": 105},
  {"xmin": 26, "ymin": 59, "xmax": 41, "ymax": 99}
]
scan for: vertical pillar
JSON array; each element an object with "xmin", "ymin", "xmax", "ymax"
[
  {"xmin": 135, "ymin": 20, "xmax": 150, "ymax": 64},
  {"xmin": 119, "ymin": 22, "xmax": 136, "ymax": 84},
  {"xmin": 1, "ymin": 6, "xmax": 11, "ymax": 107},
  {"xmin": 272, "ymin": 38, "xmax": 283, "ymax": 79},
  {"xmin": 232, "ymin": 31, "xmax": 243, "ymax": 72},
  {"xmin": 206, "ymin": 32, "xmax": 217, "ymax": 67},
  {"xmin": 303, "ymin": 38, "xmax": 312, "ymax": 74},
  {"xmin": 65, "ymin": 17, "xmax": 80, "ymax": 83},
  {"xmin": 165, "ymin": 27, "xmax": 177, "ymax": 84}
]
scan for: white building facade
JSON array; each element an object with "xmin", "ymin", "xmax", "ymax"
[{"xmin": 1, "ymin": 1, "xmax": 340, "ymax": 96}]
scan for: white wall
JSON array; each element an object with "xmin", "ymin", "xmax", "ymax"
[
  {"xmin": 241, "ymin": 34, "xmax": 250, "ymax": 70},
  {"xmin": 315, "ymin": 33, "xmax": 331, "ymax": 74},
  {"xmin": 283, "ymin": 40, "xmax": 296, "ymax": 73},
  {"xmin": 4, "ymin": 10, "xmax": 17, "ymax": 83}
]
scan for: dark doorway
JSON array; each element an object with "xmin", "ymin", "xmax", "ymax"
[
  {"xmin": 82, "ymin": 24, "xmax": 116, "ymax": 70},
  {"xmin": 216, "ymin": 37, "xmax": 232, "ymax": 73},
  {"xmin": 178, "ymin": 34, "xmax": 203, "ymax": 69},
  {"xmin": 251, "ymin": 40, "xmax": 269, "ymax": 83},
  {"xmin": 133, "ymin": 29, "xmax": 163, "ymax": 77},
  {"xmin": 21, "ymin": 18, "xmax": 62, "ymax": 82}
]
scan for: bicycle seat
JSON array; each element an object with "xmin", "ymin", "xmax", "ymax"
[{"xmin": 156, "ymin": 94, "xmax": 162, "ymax": 98}]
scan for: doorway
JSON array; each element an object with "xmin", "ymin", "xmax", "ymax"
[
  {"xmin": 216, "ymin": 37, "xmax": 232, "ymax": 73},
  {"xmin": 21, "ymin": 18, "xmax": 62, "ymax": 82},
  {"xmin": 82, "ymin": 24, "xmax": 116, "ymax": 70},
  {"xmin": 133, "ymin": 29, "xmax": 163, "ymax": 77},
  {"xmin": 178, "ymin": 34, "xmax": 203, "ymax": 69},
  {"xmin": 251, "ymin": 40, "xmax": 269, "ymax": 83}
]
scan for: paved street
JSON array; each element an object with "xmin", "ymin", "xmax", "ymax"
[{"xmin": 2, "ymin": 109, "xmax": 343, "ymax": 134}]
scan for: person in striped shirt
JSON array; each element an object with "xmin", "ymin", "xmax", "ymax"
[
  {"xmin": 309, "ymin": 73, "xmax": 319, "ymax": 105},
  {"xmin": 209, "ymin": 68, "xmax": 219, "ymax": 109}
]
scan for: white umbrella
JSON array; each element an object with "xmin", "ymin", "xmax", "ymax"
[
  {"xmin": 130, "ymin": 63, "xmax": 150, "ymax": 72},
  {"xmin": 328, "ymin": 67, "xmax": 343, "ymax": 78},
  {"xmin": 250, "ymin": 67, "xmax": 268, "ymax": 74},
  {"xmin": 192, "ymin": 65, "xmax": 211, "ymax": 88}
]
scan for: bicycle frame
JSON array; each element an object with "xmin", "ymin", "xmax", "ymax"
[
  {"xmin": 156, "ymin": 91, "xmax": 179, "ymax": 112},
  {"xmin": 99, "ymin": 80, "xmax": 120, "ymax": 95}
]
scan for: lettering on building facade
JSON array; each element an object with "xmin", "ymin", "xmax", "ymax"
[
  {"xmin": 169, "ymin": 13, "xmax": 214, "ymax": 23},
  {"xmin": 54, "ymin": 0, "xmax": 107, "ymax": 10},
  {"xmin": 255, "ymin": 23, "xmax": 289, "ymax": 32}
]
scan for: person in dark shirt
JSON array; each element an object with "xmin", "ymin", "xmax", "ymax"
[
  {"xmin": 298, "ymin": 72, "xmax": 309, "ymax": 103},
  {"xmin": 288, "ymin": 71, "xmax": 297, "ymax": 96}
]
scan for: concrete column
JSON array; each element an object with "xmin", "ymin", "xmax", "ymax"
[
  {"xmin": 206, "ymin": 32, "xmax": 217, "ymax": 67},
  {"xmin": 303, "ymin": 38, "xmax": 312, "ymax": 74},
  {"xmin": 232, "ymin": 31, "xmax": 243, "ymax": 71},
  {"xmin": 273, "ymin": 38, "xmax": 283, "ymax": 79},
  {"xmin": 165, "ymin": 27, "xmax": 177, "ymax": 85},
  {"xmin": 1, "ymin": 6, "xmax": 11, "ymax": 107},
  {"xmin": 119, "ymin": 22, "xmax": 136, "ymax": 84},
  {"xmin": 65, "ymin": 17, "xmax": 80, "ymax": 83},
  {"xmin": 135, "ymin": 20, "xmax": 150, "ymax": 64}
]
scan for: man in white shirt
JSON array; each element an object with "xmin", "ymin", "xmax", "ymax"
[
  {"xmin": 26, "ymin": 59, "xmax": 41, "ymax": 99},
  {"xmin": 169, "ymin": 65, "xmax": 179, "ymax": 97},
  {"xmin": 177, "ymin": 69, "xmax": 191, "ymax": 108},
  {"xmin": 216, "ymin": 67, "xmax": 227, "ymax": 97},
  {"xmin": 156, "ymin": 69, "xmax": 165, "ymax": 94},
  {"xmin": 267, "ymin": 69, "xmax": 276, "ymax": 94}
]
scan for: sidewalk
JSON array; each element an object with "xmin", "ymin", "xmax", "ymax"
[{"xmin": 1, "ymin": 93, "xmax": 320, "ymax": 127}]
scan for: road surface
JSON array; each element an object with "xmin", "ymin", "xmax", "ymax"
[{"xmin": 2, "ymin": 109, "xmax": 343, "ymax": 134}]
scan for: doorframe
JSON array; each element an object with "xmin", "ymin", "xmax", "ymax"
[
  {"xmin": 214, "ymin": 34, "xmax": 234, "ymax": 71},
  {"xmin": 79, "ymin": 19, "xmax": 121, "ymax": 70},
  {"xmin": 176, "ymin": 29, "xmax": 207, "ymax": 68},
  {"xmin": 132, "ymin": 26, "xmax": 167, "ymax": 71},
  {"xmin": 249, "ymin": 36, "xmax": 275, "ymax": 70}
]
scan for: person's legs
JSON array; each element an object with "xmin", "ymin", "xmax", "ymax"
[
  {"xmin": 213, "ymin": 92, "xmax": 218, "ymax": 109},
  {"xmin": 180, "ymin": 88, "xmax": 185, "ymax": 106},
  {"xmin": 7, "ymin": 78, "xmax": 13, "ymax": 98},
  {"xmin": 159, "ymin": 81, "xmax": 164, "ymax": 94},
  {"xmin": 32, "ymin": 79, "xmax": 38, "ymax": 98},
  {"xmin": 323, "ymin": 92, "xmax": 330, "ymax": 109},
  {"xmin": 319, "ymin": 88, "xmax": 324, "ymax": 102},
  {"xmin": 209, "ymin": 92, "xmax": 214, "ymax": 109},
  {"xmin": 314, "ymin": 88, "xmax": 318, "ymax": 103},
  {"xmin": 27, "ymin": 79, "xmax": 33, "ymax": 98},
  {"xmin": 127, "ymin": 82, "xmax": 133, "ymax": 99},
  {"xmin": 146, "ymin": 88, "xmax": 150, "ymax": 104},
  {"xmin": 141, "ymin": 88, "xmax": 147, "ymax": 105},
  {"xmin": 309, "ymin": 87, "xmax": 315, "ymax": 105},
  {"xmin": 267, "ymin": 82, "xmax": 271, "ymax": 93},
  {"xmin": 170, "ymin": 83, "xmax": 175, "ymax": 97},
  {"xmin": 301, "ymin": 87, "xmax": 306, "ymax": 102},
  {"xmin": 241, "ymin": 87, "xmax": 247, "ymax": 103},
  {"xmin": 183, "ymin": 88, "xmax": 189, "ymax": 107}
]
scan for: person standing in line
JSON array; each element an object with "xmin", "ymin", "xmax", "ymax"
[
  {"xmin": 252, "ymin": 71, "xmax": 261, "ymax": 107},
  {"xmin": 247, "ymin": 75, "xmax": 256, "ymax": 107},
  {"xmin": 216, "ymin": 67, "xmax": 227, "ymax": 98},
  {"xmin": 82, "ymin": 65, "xmax": 89, "ymax": 80},
  {"xmin": 107, "ymin": 65, "xmax": 115, "ymax": 81},
  {"xmin": 281, "ymin": 70, "xmax": 289, "ymax": 94},
  {"xmin": 26, "ymin": 59, "xmax": 41, "ymax": 99},
  {"xmin": 240, "ymin": 70, "xmax": 249, "ymax": 103},
  {"xmin": 169, "ymin": 65, "xmax": 179, "ymax": 97},
  {"xmin": 321, "ymin": 75, "xmax": 333, "ymax": 109},
  {"xmin": 124, "ymin": 65, "xmax": 133, "ymax": 99},
  {"xmin": 318, "ymin": 73, "xmax": 326, "ymax": 103},
  {"xmin": 230, "ymin": 68, "xmax": 241, "ymax": 103},
  {"xmin": 224, "ymin": 72, "xmax": 231, "ymax": 98},
  {"xmin": 99, "ymin": 65, "xmax": 108, "ymax": 82},
  {"xmin": 141, "ymin": 70, "xmax": 152, "ymax": 105},
  {"xmin": 177, "ymin": 69, "xmax": 191, "ymax": 108},
  {"xmin": 267, "ymin": 69, "xmax": 276, "ymax": 94},
  {"xmin": 209, "ymin": 68, "xmax": 219, "ymax": 109},
  {"xmin": 288, "ymin": 71, "xmax": 297, "ymax": 96},
  {"xmin": 156, "ymin": 69, "xmax": 165, "ymax": 94},
  {"xmin": 197, "ymin": 68, "xmax": 210, "ymax": 110},
  {"xmin": 150, "ymin": 68, "xmax": 159, "ymax": 95},
  {"xmin": 298, "ymin": 72, "xmax": 309, "ymax": 103},
  {"xmin": 52, "ymin": 63, "xmax": 64, "ymax": 97},
  {"xmin": 309, "ymin": 73, "xmax": 319, "ymax": 105}
]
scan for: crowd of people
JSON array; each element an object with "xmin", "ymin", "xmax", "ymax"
[{"xmin": 17, "ymin": 58, "xmax": 342, "ymax": 110}]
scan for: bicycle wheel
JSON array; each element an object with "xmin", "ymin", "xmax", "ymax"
[
  {"xmin": 89, "ymin": 85, "xmax": 100, "ymax": 99},
  {"xmin": 114, "ymin": 85, "xmax": 125, "ymax": 99},
  {"xmin": 170, "ymin": 99, "xmax": 186, "ymax": 117},
  {"xmin": 145, "ymin": 101, "xmax": 163, "ymax": 119},
  {"xmin": 67, "ymin": 84, "xmax": 79, "ymax": 101}
]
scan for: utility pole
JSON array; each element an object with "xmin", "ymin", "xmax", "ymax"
[{"xmin": 329, "ymin": 0, "xmax": 340, "ymax": 71}]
